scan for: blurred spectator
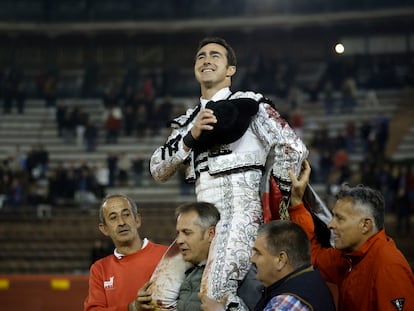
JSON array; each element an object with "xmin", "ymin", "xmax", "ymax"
[
  {"xmin": 7, "ymin": 144, "xmax": 27, "ymax": 172},
  {"xmin": 359, "ymin": 118, "xmax": 372, "ymax": 155},
  {"xmin": 106, "ymin": 152, "xmax": 118, "ymax": 188},
  {"xmin": 122, "ymin": 86, "xmax": 138, "ymax": 136},
  {"xmin": 123, "ymin": 84, "xmax": 138, "ymax": 109},
  {"xmin": 329, "ymin": 146, "xmax": 352, "ymax": 192},
  {"xmin": 102, "ymin": 83, "xmax": 118, "ymax": 109},
  {"xmin": 310, "ymin": 122, "xmax": 330, "ymax": 151},
  {"xmin": 332, "ymin": 130, "xmax": 347, "ymax": 151},
  {"xmin": 61, "ymin": 107, "xmax": 77, "ymax": 144},
  {"xmin": 55, "ymin": 102, "xmax": 67, "ymax": 137},
  {"xmin": 143, "ymin": 77, "xmax": 158, "ymax": 134},
  {"xmin": 75, "ymin": 167, "xmax": 99, "ymax": 205},
  {"xmin": 93, "ymin": 162, "xmax": 109, "ymax": 198},
  {"xmin": 0, "ymin": 160, "xmax": 13, "ymax": 203},
  {"xmin": 43, "ymin": 74, "xmax": 57, "ymax": 109},
  {"xmin": 46, "ymin": 164, "xmax": 67, "ymax": 205},
  {"xmin": 2, "ymin": 68, "xmax": 14, "ymax": 114},
  {"xmin": 61, "ymin": 167, "xmax": 78, "ymax": 203},
  {"xmin": 104, "ymin": 105, "xmax": 122, "ymax": 144},
  {"xmin": 6, "ymin": 177, "xmax": 24, "ymax": 208},
  {"xmin": 26, "ymin": 181, "xmax": 44, "ymax": 208},
  {"xmin": 320, "ymin": 149, "xmax": 333, "ymax": 184},
  {"xmin": 36, "ymin": 144, "xmax": 49, "ymax": 180},
  {"xmin": 322, "ymin": 80, "xmax": 335, "ymax": 115},
  {"xmin": 136, "ymin": 103, "xmax": 148, "ymax": 136},
  {"xmin": 123, "ymin": 105, "xmax": 136, "ymax": 136},
  {"xmin": 25, "ymin": 144, "xmax": 49, "ymax": 181},
  {"xmin": 307, "ymin": 146, "xmax": 322, "ymax": 183},
  {"xmin": 131, "ymin": 154, "xmax": 144, "ymax": 187},
  {"xmin": 377, "ymin": 162, "xmax": 398, "ymax": 213},
  {"xmin": 117, "ymin": 152, "xmax": 130, "ymax": 187},
  {"xmin": 84, "ymin": 118, "xmax": 98, "ymax": 152},
  {"xmin": 286, "ymin": 83, "xmax": 304, "ymax": 110},
  {"xmin": 375, "ymin": 115, "xmax": 390, "ymax": 156},
  {"xmin": 15, "ymin": 72, "xmax": 26, "ymax": 115},
  {"xmin": 364, "ymin": 89, "xmax": 379, "ymax": 108},
  {"xmin": 310, "ymin": 123, "xmax": 333, "ymax": 183},
  {"xmin": 74, "ymin": 107, "xmax": 89, "ymax": 148},
  {"xmin": 306, "ymin": 80, "xmax": 320, "ymax": 105},
  {"xmin": 340, "ymin": 76, "xmax": 358, "ymax": 113},
  {"xmin": 344, "ymin": 120, "xmax": 357, "ymax": 154}
]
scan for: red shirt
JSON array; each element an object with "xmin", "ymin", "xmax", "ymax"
[
  {"xmin": 289, "ymin": 203, "xmax": 414, "ymax": 311},
  {"xmin": 84, "ymin": 241, "xmax": 167, "ymax": 311}
]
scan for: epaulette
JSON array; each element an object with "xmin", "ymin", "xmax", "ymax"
[
  {"xmin": 230, "ymin": 90, "xmax": 275, "ymax": 108},
  {"xmin": 170, "ymin": 104, "xmax": 201, "ymax": 128}
]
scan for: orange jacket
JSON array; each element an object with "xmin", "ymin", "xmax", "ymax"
[{"xmin": 289, "ymin": 202, "xmax": 414, "ymax": 311}]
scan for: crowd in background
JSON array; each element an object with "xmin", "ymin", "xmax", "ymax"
[{"xmin": 0, "ymin": 54, "xmax": 413, "ymax": 236}]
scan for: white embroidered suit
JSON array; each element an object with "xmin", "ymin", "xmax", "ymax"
[{"xmin": 150, "ymin": 88, "xmax": 308, "ymax": 309}]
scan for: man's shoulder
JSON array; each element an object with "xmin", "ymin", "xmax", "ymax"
[
  {"xmin": 90, "ymin": 253, "xmax": 115, "ymax": 269},
  {"xmin": 230, "ymin": 91, "xmax": 275, "ymax": 109},
  {"xmin": 147, "ymin": 241, "xmax": 169, "ymax": 253},
  {"xmin": 230, "ymin": 90, "xmax": 265, "ymax": 102},
  {"xmin": 171, "ymin": 105, "xmax": 201, "ymax": 128},
  {"xmin": 371, "ymin": 233, "xmax": 410, "ymax": 266}
]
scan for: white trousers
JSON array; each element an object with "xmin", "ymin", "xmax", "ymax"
[{"xmin": 196, "ymin": 170, "xmax": 263, "ymax": 306}]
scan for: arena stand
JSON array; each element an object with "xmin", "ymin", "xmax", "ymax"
[{"xmin": 0, "ymin": 2, "xmax": 413, "ymax": 310}]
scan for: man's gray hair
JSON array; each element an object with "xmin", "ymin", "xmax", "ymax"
[
  {"xmin": 175, "ymin": 201, "xmax": 220, "ymax": 232},
  {"xmin": 99, "ymin": 194, "xmax": 139, "ymax": 224},
  {"xmin": 336, "ymin": 184, "xmax": 385, "ymax": 230}
]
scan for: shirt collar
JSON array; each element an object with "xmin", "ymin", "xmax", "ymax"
[
  {"xmin": 114, "ymin": 238, "xmax": 149, "ymax": 259},
  {"xmin": 343, "ymin": 229, "xmax": 387, "ymax": 262},
  {"xmin": 200, "ymin": 87, "xmax": 232, "ymax": 108},
  {"xmin": 185, "ymin": 259, "xmax": 207, "ymax": 275},
  {"xmin": 264, "ymin": 264, "xmax": 313, "ymax": 293}
]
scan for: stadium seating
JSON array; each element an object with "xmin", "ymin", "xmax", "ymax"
[{"xmin": 1, "ymin": 87, "xmax": 413, "ymax": 273}]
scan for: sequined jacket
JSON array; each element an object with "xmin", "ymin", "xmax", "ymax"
[{"xmin": 150, "ymin": 89, "xmax": 308, "ymax": 193}]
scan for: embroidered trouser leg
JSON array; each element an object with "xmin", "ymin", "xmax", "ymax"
[{"xmin": 196, "ymin": 170, "xmax": 263, "ymax": 305}]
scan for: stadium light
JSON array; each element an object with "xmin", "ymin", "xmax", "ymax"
[{"xmin": 334, "ymin": 43, "xmax": 345, "ymax": 54}]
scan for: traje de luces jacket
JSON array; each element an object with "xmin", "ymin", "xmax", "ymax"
[{"xmin": 150, "ymin": 88, "xmax": 308, "ymax": 193}]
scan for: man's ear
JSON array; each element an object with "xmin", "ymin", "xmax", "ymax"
[
  {"xmin": 274, "ymin": 251, "xmax": 288, "ymax": 271},
  {"xmin": 135, "ymin": 213, "xmax": 142, "ymax": 229},
  {"xmin": 226, "ymin": 66, "xmax": 236, "ymax": 77},
  {"xmin": 361, "ymin": 217, "xmax": 373, "ymax": 234},
  {"xmin": 207, "ymin": 226, "xmax": 216, "ymax": 242},
  {"xmin": 99, "ymin": 223, "xmax": 109, "ymax": 237}
]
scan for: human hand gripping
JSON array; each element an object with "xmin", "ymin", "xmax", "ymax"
[
  {"xmin": 129, "ymin": 281, "xmax": 154, "ymax": 311},
  {"xmin": 191, "ymin": 108, "xmax": 217, "ymax": 139},
  {"xmin": 183, "ymin": 108, "xmax": 217, "ymax": 151},
  {"xmin": 288, "ymin": 159, "xmax": 311, "ymax": 207}
]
